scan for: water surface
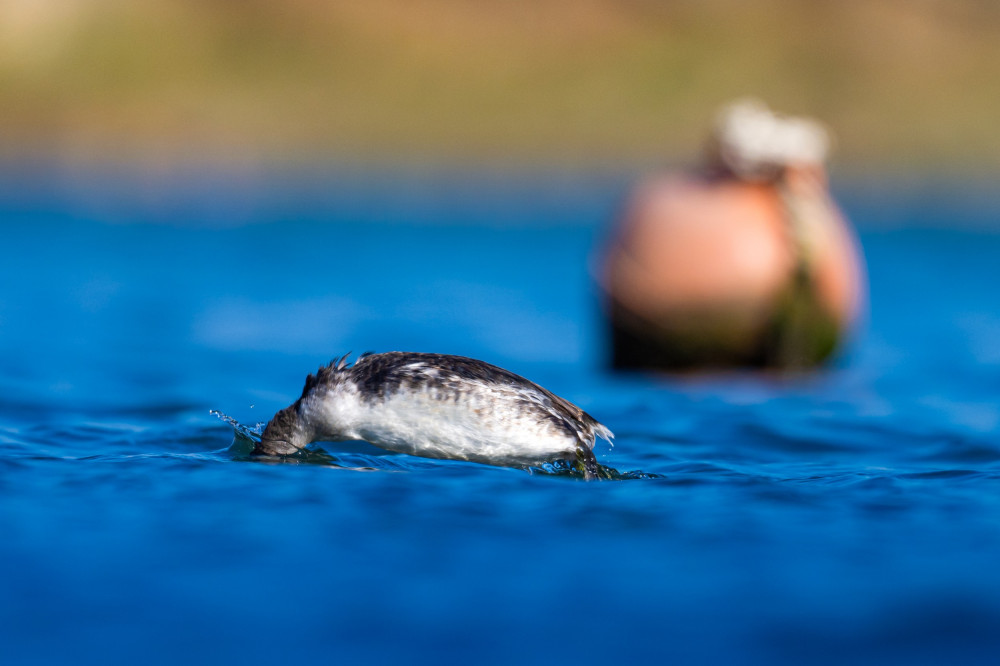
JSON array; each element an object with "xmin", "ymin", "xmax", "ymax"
[{"xmin": 2, "ymin": 172, "xmax": 999, "ymax": 664}]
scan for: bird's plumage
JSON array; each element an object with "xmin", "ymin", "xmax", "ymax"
[{"xmin": 257, "ymin": 352, "xmax": 613, "ymax": 476}]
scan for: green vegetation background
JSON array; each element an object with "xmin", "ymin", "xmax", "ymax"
[{"xmin": 3, "ymin": 0, "xmax": 999, "ymax": 174}]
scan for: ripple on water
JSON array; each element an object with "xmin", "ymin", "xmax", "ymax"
[{"xmin": 209, "ymin": 409, "xmax": 659, "ymax": 479}]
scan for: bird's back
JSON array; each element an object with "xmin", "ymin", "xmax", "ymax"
[
  {"xmin": 315, "ymin": 352, "xmax": 611, "ymax": 466},
  {"xmin": 264, "ymin": 352, "xmax": 613, "ymax": 473}
]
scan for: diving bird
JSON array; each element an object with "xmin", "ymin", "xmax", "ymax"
[{"xmin": 256, "ymin": 352, "xmax": 613, "ymax": 478}]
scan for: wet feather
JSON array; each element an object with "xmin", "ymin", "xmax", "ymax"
[{"xmin": 257, "ymin": 352, "xmax": 613, "ymax": 474}]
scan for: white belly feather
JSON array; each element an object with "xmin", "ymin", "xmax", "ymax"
[{"xmin": 300, "ymin": 380, "xmax": 580, "ymax": 467}]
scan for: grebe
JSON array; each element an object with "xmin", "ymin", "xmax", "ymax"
[{"xmin": 256, "ymin": 352, "xmax": 613, "ymax": 478}]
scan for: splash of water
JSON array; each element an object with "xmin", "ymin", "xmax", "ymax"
[{"xmin": 209, "ymin": 409, "xmax": 266, "ymax": 456}]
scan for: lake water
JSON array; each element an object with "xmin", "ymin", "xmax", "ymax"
[{"xmin": 2, "ymin": 167, "xmax": 999, "ymax": 664}]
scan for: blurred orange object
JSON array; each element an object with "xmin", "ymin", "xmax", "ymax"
[{"xmin": 601, "ymin": 100, "xmax": 865, "ymax": 370}]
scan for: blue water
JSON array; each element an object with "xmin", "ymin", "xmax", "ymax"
[{"xmin": 2, "ymin": 168, "xmax": 1000, "ymax": 664}]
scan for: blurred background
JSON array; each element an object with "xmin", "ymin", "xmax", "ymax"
[
  {"xmin": 4, "ymin": 2, "xmax": 1000, "ymax": 665},
  {"xmin": 3, "ymin": 0, "xmax": 1000, "ymax": 176}
]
